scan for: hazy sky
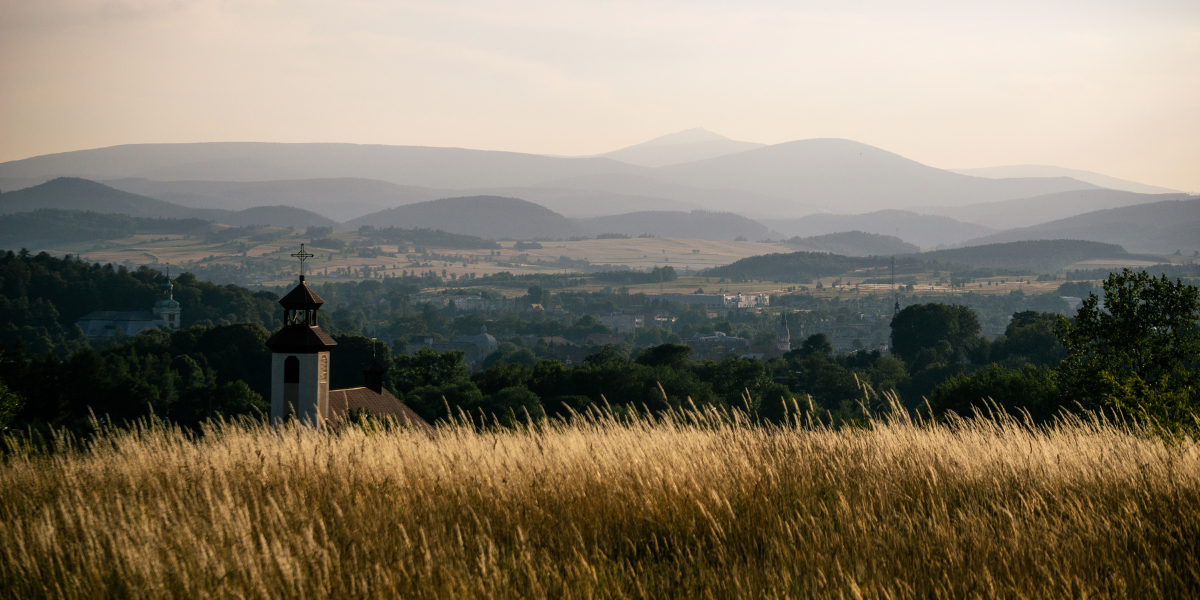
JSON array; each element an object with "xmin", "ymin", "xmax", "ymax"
[{"xmin": 2, "ymin": 0, "xmax": 1198, "ymax": 190}]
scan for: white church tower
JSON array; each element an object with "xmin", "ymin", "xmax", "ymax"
[
  {"xmin": 776, "ymin": 312, "xmax": 791, "ymax": 353},
  {"xmin": 152, "ymin": 267, "xmax": 182, "ymax": 329},
  {"xmin": 265, "ymin": 245, "xmax": 336, "ymax": 425}
]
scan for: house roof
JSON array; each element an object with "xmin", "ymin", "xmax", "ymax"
[{"xmin": 328, "ymin": 387, "xmax": 433, "ymax": 432}]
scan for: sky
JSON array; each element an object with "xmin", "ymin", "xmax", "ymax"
[{"xmin": 1, "ymin": 0, "xmax": 1198, "ymax": 191}]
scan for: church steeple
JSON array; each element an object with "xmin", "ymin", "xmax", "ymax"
[
  {"xmin": 153, "ymin": 264, "xmax": 181, "ymax": 330},
  {"xmin": 266, "ymin": 244, "xmax": 336, "ymax": 424}
]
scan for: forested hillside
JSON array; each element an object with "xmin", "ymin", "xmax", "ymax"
[
  {"xmin": 0, "ymin": 250, "xmax": 281, "ymax": 354},
  {"xmin": 0, "ymin": 209, "xmax": 210, "ymax": 247}
]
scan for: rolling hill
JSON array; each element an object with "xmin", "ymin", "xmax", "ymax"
[
  {"xmin": 0, "ymin": 177, "xmax": 336, "ymax": 229},
  {"xmin": 576, "ymin": 211, "xmax": 773, "ymax": 241},
  {"xmin": 0, "ymin": 142, "xmax": 647, "ymax": 189},
  {"xmin": 916, "ymin": 189, "xmax": 1193, "ymax": 230},
  {"xmin": 906, "ymin": 240, "xmax": 1139, "ymax": 273},
  {"xmin": 950, "ymin": 165, "xmax": 1179, "ymax": 195},
  {"xmin": 956, "ymin": 198, "xmax": 1200, "ymax": 255},
  {"xmin": 787, "ymin": 231, "xmax": 919, "ymax": 256},
  {"xmin": 763, "ymin": 209, "xmax": 994, "ymax": 248},
  {"xmin": 102, "ymin": 177, "xmax": 446, "ymax": 222},
  {"xmin": 597, "ymin": 128, "xmax": 764, "ymax": 168},
  {"xmin": 343, "ymin": 196, "xmax": 584, "ymax": 240},
  {"xmin": 653, "ymin": 139, "xmax": 1098, "ymax": 213}
]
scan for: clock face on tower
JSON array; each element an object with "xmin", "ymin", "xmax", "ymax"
[{"xmin": 319, "ymin": 354, "xmax": 329, "ymax": 384}]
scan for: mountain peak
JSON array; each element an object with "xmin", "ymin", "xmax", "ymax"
[{"xmin": 624, "ymin": 128, "xmax": 734, "ymax": 149}]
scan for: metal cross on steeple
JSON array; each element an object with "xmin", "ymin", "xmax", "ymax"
[{"xmin": 291, "ymin": 244, "xmax": 314, "ymax": 280}]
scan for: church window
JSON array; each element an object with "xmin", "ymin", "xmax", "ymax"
[{"xmin": 284, "ymin": 356, "xmax": 300, "ymax": 383}]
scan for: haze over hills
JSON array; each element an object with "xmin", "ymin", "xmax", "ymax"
[
  {"xmin": 597, "ymin": 128, "xmax": 765, "ymax": 168},
  {"xmin": 950, "ymin": 165, "xmax": 1180, "ymax": 195},
  {"xmin": 103, "ymin": 177, "xmax": 446, "ymax": 222},
  {"xmin": 654, "ymin": 139, "xmax": 1098, "ymax": 213},
  {"xmin": 906, "ymin": 240, "xmax": 1140, "ymax": 273},
  {"xmin": 532, "ymin": 173, "xmax": 824, "ymax": 218},
  {"xmin": 576, "ymin": 211, "xmax": 773, "ymax": 241},
  {"xmin": 0, "ymin": 142, "xmax": 648, "ymax": 189},
  {"xmin": 1, "ymin": 137, "xmax": 1111, "ymax": 220},
  {"xmin": 764, "ymin": 210, "xmax": 995, "ymax": 248},
  {"xmin": 915, "ymin": 189, "xmax": 1194, "ymax": 230},
  {"xmin": 343, "ymin": 196, "xmax": 585, "ymax": 240},
  {"xmin": 958, "ymin": 198, "xmax": 1200, "ymax": 255},
  {"xmin": 787, "ymin": 231, "xmax": 920, "ymax": 257},
  {"xmin": 0, "ymin": 177, "xmax": 336, "ymax": 230}
]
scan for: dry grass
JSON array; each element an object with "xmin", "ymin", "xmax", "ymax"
[{"xmin": 2, "ymin": 408, "xmax": 1199, "ymax": 599}]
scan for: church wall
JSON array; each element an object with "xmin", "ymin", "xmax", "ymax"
[{"xmin": 271, "ymin": 352, "xmax": 330, "ymax": 425}]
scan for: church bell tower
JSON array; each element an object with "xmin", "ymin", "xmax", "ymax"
[
  {"xmin": 153, "ymin": 265, "xmax": 182, "ymax": 330},
  {"xmin": 266, "ymin": 245, "xmax": 336, "ymax": 424}
]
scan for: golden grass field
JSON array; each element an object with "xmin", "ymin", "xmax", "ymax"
[{"xmin": 2, "ymin": 408, "xmax": 1198, "ymax": 599}]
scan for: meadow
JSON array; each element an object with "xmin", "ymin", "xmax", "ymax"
[{"xmin": 2, "ymin": 407, "xmax": 1198, "ymax": 599}]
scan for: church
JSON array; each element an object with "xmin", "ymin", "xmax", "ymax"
[
  {"xmin": 76, "ymin": 270, "xmax": 182, "ymax": 338},
  {"xmin": 265, "ymin": 245, "xmax": 431, "ymax": 430}
]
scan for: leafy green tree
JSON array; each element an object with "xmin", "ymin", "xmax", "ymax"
[
  {"xmin": 391, "ymin": 349, "xmax": 469, "ymax": 395},
  {"xmin": 928, "ymin": 364, "xmax": 1060, "ymax": 421},
  {"xmin": 1056, "ymin": 269, "xmax": 1200, "ymax": 427},
  {"xmin": 0, "ymin": 366, "xmax": 24, "ymax": 429},
  {"xmin": 890, "ymin": 304, "xmax": 982, "ymax": 366},
  {"xmin": 634, "ymin": 344, "xmax": 693, "ymax": 369},
  {"xmin": 484, "ymin": 386, "xmax": 545, "ymax": 427},
  {"xmin": 992, "ymin": 311, "xmax": 1066, "ymax": 367}
]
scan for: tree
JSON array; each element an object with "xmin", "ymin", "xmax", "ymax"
[
  {"xmin": 1056, "ymin": 269, "xmax": 1200, "ymax": 427},
  {"xmin": 992, "ymin": 311, "xmax": 1066, "ymax": 367},
  {"xmin": 391, "ymin": 349, "xmax": 469, "ymax": 395},
  {"xmin": 0, "ymin": 371, "xmax": 24, "ymax": 429},
  {"xmin": 890, "ymin": 304, "xmax": 981, "ymax": 366}
]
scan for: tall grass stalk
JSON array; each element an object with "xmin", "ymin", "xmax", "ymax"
[{"xmin": 2, "ymin": 406, "xmax": 1198, "ymax": 598}]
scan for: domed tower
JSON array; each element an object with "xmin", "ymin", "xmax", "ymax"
[
  {"xmin": 266, "ymin": 245, "xmax": 336, "ymax": 424},
  {"xmin": 153, "ymin": 266, "xmax": 182, "ymax": 330},
  {"xmin": 776, "ymin": 312, "xmax": 791, "ymax": 352}
]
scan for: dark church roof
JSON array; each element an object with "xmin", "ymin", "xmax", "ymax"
[
  {"xmin": 279, "ymin": 279, "xmax": 325, "ymax": 310},
  {"xmin": 78, "ymin": 311, "xmax": 161, "ymax": 322},
  {"xmin": 265, "ymin": 324, "xmax": 337, "ymax": 353},
  {"xmin": 328, "ymin": 387, "xmax": 433, "ymax": 432}
]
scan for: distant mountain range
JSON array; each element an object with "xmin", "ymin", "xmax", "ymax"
[
  {"xmin": 915, "ymin": 189, "xmax": 1193, "ymax": 230},
  {"xmin": 957, "ymin": 198, "xmax": 1200, "ymax": 255},
  {"xmin": 0, "ymin": 133, "xmax": 1187, "ymax": 256},
  {"xmin": 596, "ymin": 128, "xmax": 765, "ymax": 168},
  {"xmin": 0, "ymin": 138, "xmax": 1100, "ymax": 219},
  {"xmin": 949, "ymin": 165, "xmax": 1179, "ymax": 195}
]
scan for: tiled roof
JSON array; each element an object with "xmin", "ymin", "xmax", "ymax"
[
  {"xmin": 77, "ymin": 311, "xmax": 162, "ymax": 322},
  {"xmin": 279, "ymin": 281, "xmax": 325, "ymax": 310},
  {"xmin": 265, "ymin": 324, "xmax": 337, "ymax": 353},
  {"xmin": 328, "ymin": 387, "xmax": 433, "ymax": 432}
]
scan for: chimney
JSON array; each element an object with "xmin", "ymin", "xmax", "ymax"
[{"xmin": 362, "ymin": 359, "xmax": 386, "ymax": 394}]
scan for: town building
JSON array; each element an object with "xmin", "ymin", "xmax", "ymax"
[
  {"xmin": 76, "ymin": 271, "xmax": 181, "ymax": 338},
  {"xmin": 649, "ymin": 292, "xmax": 770, "ymax": 310},
  {"xmin": 597, "ymin": 313, "xmax": 639, "ymax": 334},
  {"xmin": 684, "ymin": 331, "xmax": 752, "ymax": 359}
]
